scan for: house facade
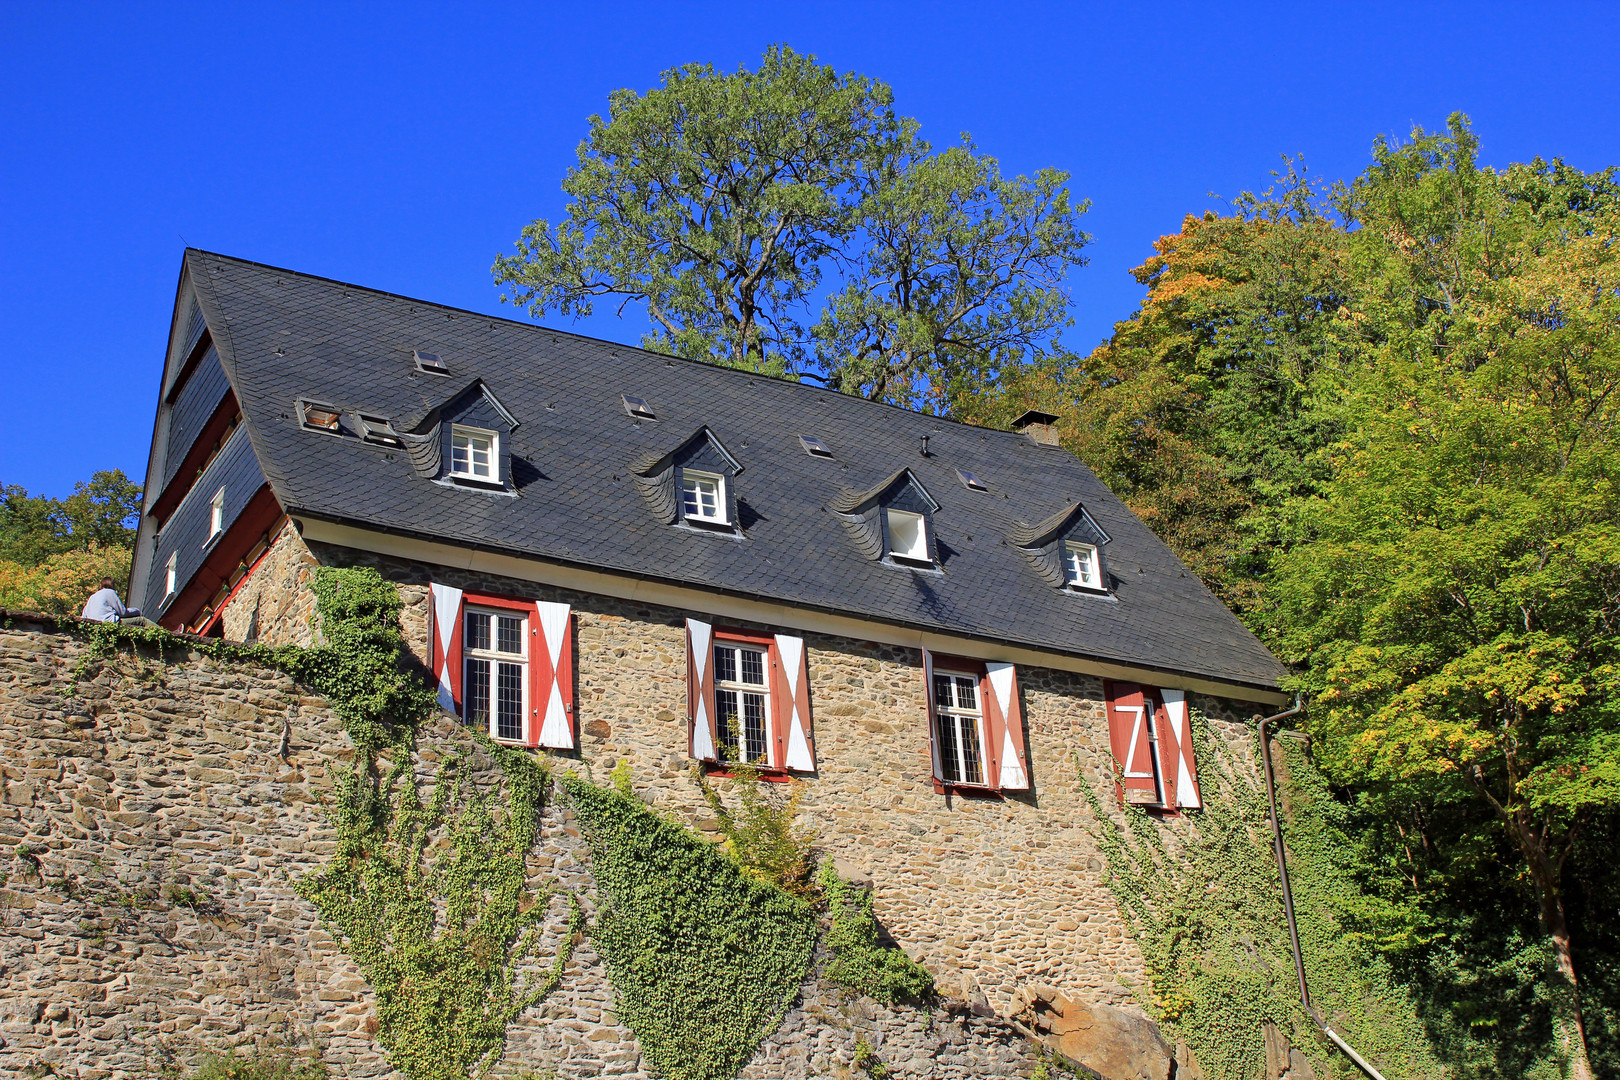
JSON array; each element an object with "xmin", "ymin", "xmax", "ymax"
[{"xmin": 129, "ymin": 250, "xmax": 1289, "ymax": 1015}]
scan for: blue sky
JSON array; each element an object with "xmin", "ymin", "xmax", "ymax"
[{"xmin": 3, "ymin": 1, "xmax": 1618, "ymax": 497}]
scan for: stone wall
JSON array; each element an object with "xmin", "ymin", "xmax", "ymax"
[
  {"xmin": 222, "ymin": 530, "xmax": 1264, "ymax": 1016},
  {"xmin": 0, "ymin": 619, "xmax": 1084, "ymax": 1079}
]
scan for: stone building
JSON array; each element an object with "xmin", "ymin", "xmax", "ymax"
[{"xmin": 123, "ymin": 250, "xmax": 1290, "ymax": 1058}]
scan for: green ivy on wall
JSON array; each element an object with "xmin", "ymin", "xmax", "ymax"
[
  {"xmin": 562, "ymin": 767, "xmax": 817, "ymax": 1080},
  {"xmin": 297, "ymin": 738, "xmax": 581, "ymax": 1080},
  {"xmin": 59, "ymin": 568, "xmax": 577, "ymax": 1080},
  {"xmin": 818, "ymin": 861, "xmax": 934, "ymax": 1005},
  {"xmin": 1082, "ymin": 712, "xmax": 1447, "ymax": 1080}
]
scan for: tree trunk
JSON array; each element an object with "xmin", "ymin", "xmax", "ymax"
[{"xmin": 1527, "ymin": 845, "xmax": 1594, "ymax": 1080}]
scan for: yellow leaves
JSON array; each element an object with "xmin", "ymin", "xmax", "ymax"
[{"xmin": 0, "ymin": 544, "xmax": 132, "ymax": 616}]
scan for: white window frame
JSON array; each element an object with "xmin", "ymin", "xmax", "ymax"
[
  {"xmin": 450, "ymin": 425, "xmax": 498, "ymax": 482},
  {"xmin": 207, "ymin": 487, "xmax": 225, "ymax": 542},
  {"xmin": 713, "ymin": 641, "xmax": 771, "ymax": 766},
  {"xmin": 886, "ymin": 508, "xmax": 930, "ymax": 563},
  {"xmin": 1065, "ymin": 541, "xmax": 1103, "ymax": 590},
  {"xmin": 462, "ymin": 606, "xmax": 527, "ymax": 744},
  {"xmin": 164, "ymin": 552, "xmax": 178, "ymax": 599},
  {"xmin": 933, "ymin": 668, "xmax": 986, "ymax": 786},
  {"xmin": 681, "ymin": 469, "xmax": 728, "ymax": 524}
]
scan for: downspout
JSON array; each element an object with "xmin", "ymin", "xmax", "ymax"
[{"xmin": 1257, "ymin": 700, "xmax": 1390, "ymax": 1080}]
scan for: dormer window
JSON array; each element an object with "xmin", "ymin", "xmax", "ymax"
[
  {"xmin": 359, "ymin": 414, "xmax": 401, "ymax": 446},
  {"xmin": 681, "ymin": 470, "xmax": 727, "ymax": 523},
  {"xmin": 164, "ymin": 552, "xmax": 177, "ymax": 599},
  {"xmin": 414, "ymin": 350, "xmax": 450, "ymax": 376},
  {"xmin": 451, "ymin": 426, "xmax": 497, "ymax": 481},
  {"xmin": 1065, "ymin": 542, "xmax": 1102, "ymax": 590},
  {"xmin": 208, "ymin": 487, "xmax": 225, "ymax": 541},
  {"xmin": 1008, "ymin": 501, "xmax": 1113, "ymax": 594},
  {"xmin": 886, "ymin": 508, "xmax": 929, "ymax": 563}
]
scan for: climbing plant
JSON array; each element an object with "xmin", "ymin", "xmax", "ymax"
[
  {"xmin": 562, "ymin": 768, "xmax": 817, "ymax": 1080},
  {"xmin": 297, "ymin": 739, "xmax": 580, "ymax": 1080},
  {"xmin": 55, "ymin": 568, "xmax": 576, "ymax": 1080},
  {"xmin": 1082, "ymin": 711, "xmax": 1446, "ymax": 1080},
  {"xmin": 818, "ymin": 861, "xmax": 935, "ymax": 1005},
  {"xmin": 693, "ymin": 763, "xmax": 818, "ymax": 894}
]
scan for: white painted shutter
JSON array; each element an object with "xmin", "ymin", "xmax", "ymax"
[
  {"xmin": 430, "ymin": 583, "xmax": 464, "ymax": 714},
  {"xmin": 1158, "ymin": 688, "xmax": 1201, "ymax": 809},
  {"xmin": 986, "ymin": 662, "xmax": 1030, "ymax": 791},
  {"xmin": 533, "ymin": 601, "xmax": 573, "ymax": 750},
  {"xmin": 773, "ymin": 633, "xmax": 816, "ymax": 771},
  {"xmin": 686, "ymin": 617, "xmax": 719, "ymax": 762}
]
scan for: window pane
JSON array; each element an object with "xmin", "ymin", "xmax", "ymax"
[
  {"xmin": 470, "ymin": 435, "xmax": 491, "ymax": 477},
  {"xmin": 937, "ymin": 712, "xmax": 962, "ymax": 783},
  {"xmin": 497, "ymin": 615, "xmax": 523, "ymax": 654},
  {"xmin": 958, "ymin": 715, "xmax": 983, "ymax": 785},
  {"xmin": 953, "ymin": 675, "xmax": 977, "ymax": 712},
  {"xmin": 743, "ymin": 692, "xmax": 768, "ymax": 763},
  {"xmin": 887, "ymin": 509, "xmax": 927, "ymax": 560},
  {"xmin": 466, "ymin": 612, "xmax": 491, "ymax": 652},
  {"xmin": 713, "ymin": 645, "xmax": 736, "ymax": 684},
  {"xmin": 496, "ymin": 661, "xmax": 523, "ymax": 741},
  {"xmin": 453, "ymin": 433, "xmax": 469, "ymax": 473},
  {"xmin": 933, "ymin": 673, "xmax": 953, "ymax": 709},
  {"xmin": 740, "ymin": 648, "xmax": 764, "ymax": 686},
  {"xmin": 716, "ymin": 688, "xmax": 739, "ymax": 760},
  {"xmin": 465, "ymin": 658, "xmax": 490, "ymax": 726},
  {"xmin": 682, "ymin": 474, "xmax": 721, "ymax": 520}
]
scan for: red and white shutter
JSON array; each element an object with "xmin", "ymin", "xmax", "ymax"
[
  {"xmin": 1158, "ymin": 688, "xmax": 1201, "ymax": 809},
  {"xmin": 531, "ymin": 601, "xmax": 574, "ymax": 750},
  {"xmin": 923, "ymin": 647, "xmax": 943, "ymax": 781},
  {"xmin": 430, "ymin": 583, "xmax": 465, "ymax": 715},
  {"xmin": 1104, "ymin": 680, "xmax": 1161, "ymax": 805},
  {"xmin": 984, "ymin": 662, "xmax": 1030, "ymax": 791},
  {"xmin": 686, "ymin": 618, "xmax": 719, "ymax": 762},
  {"xmin": 772, "ymin": 633, "xmax": 816, "ymax": 772}
]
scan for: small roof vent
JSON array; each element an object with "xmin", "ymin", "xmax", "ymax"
[
  {"xmin": 623, "ymin": 395, "xmax": 657, "ymax": 420},
  {"xmin": 414, "ymin": 350, "xmax": 450, "ymax": 376},
  {"xmin": 799, "ymin": 435, "xmax": 833, "ymax": 458},
  {"xmin": 956, "ymin": 468, "xmax": 988, "ymax": 492}
]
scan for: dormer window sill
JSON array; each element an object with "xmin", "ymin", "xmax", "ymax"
[
  {"xmin": 1062, "ymin": 584, "xmax": 1117, "ymax": 600},
  {"xmin": 434, "ymin": 476, "xmax": 517, "ymax": 497},
  {"xmin": 884, "ymin": 555, "xmax": 941, "ymax": 573},
  {"xmin": 674, "ymin": 519, "xmax": 745, "ymax": 540}
]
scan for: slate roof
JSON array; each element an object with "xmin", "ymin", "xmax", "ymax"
[{"xmin": 182, "ymin": 249, "xmax": 1287, "ymax": 693}]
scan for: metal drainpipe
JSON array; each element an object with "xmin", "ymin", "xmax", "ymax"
[{"xmin": 1257, "ymin": 700, "xmax": 1390, "ymax": 1080}]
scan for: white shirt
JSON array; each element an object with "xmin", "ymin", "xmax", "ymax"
[{"xmin": 81, "ymin": 588, "xmax": 129, "ymax": 623}]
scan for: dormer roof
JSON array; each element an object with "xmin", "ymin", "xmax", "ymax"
[{"xmin": 168, "ymin": 249, "xmax": 1287, "ymax": 696}]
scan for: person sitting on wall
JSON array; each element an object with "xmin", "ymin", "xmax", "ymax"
[{"xmin": 81, "ymin": 578, "xmax": 155, "ymax": 627}]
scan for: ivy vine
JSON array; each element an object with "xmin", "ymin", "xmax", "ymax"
[
  {"xmin": 818, "ymin": 861, "xmax": 935, "ymax": 1005},
  {"xmin": 53, "ymin": 568, "xmax": 577, "ymax": 1080},
  {"xmin": 561, "ymin": 766, "xmax": 817, "ymax": 1080},
  {"xmin": 297, "ymin": 738, "xmax": 581, "ymax": 1080},
  {"xmin": 1082, "ymin": 711, "xmax": 1446, "ymax": 1080}
]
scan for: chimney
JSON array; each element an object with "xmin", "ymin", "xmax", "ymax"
[{"xmin": 1012, "ymin": 409, "xmax": 1062, "ymax": 447}]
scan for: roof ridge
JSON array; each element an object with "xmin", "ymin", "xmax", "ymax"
[{"xmin": 181, "ymin": 248, "xmax": 1054, "ymax": 444}]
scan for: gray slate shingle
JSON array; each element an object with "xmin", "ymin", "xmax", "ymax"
[{"xmin": 183, "ymin": 249, "xmax": 1287, "ymax": 693}]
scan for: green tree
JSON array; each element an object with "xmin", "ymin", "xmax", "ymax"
[
  {"xmin": 494, "ymin": 45, "xmax": 1088, "ymax": 402},
  {"xmin": 1271, "ymin": 118, "xmax": 1620, "ymax": 1080},
  {"xmin": 813, "ymin": 138, "xmax": 1089, "ymax": 410},
  {"xmin": 0, "ymin": 469, "xmax": 142, "ymax": 567}
]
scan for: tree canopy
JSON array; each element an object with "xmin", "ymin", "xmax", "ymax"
[{"xmin": 494, "ymin": 45, "xmax": 1088, "ymax": 409}]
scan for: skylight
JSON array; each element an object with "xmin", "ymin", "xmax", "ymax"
[
  {"xmin": 359, "ymin": 414, "xmax": 401, "ymax": 446},
  {"xmin": 799, "ymin": 435, "xmax": 833, "ymax": 458},
  {"xmin": 623, "ymin": 395, "xmax": 656, "ymax": 420},
  {"xmin": 298, "ymin": 400, "xmax": 342, "ymax": 432},
  {"xmin": 414, "ymin": 350, "xmax": 450, "ymax": 376},
  {"xmin": 956, "ymin": 468, "xmax": 988, "ymax": 491}
]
